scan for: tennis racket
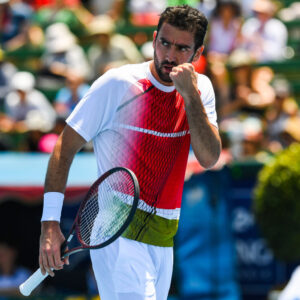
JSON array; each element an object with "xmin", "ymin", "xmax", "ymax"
[{"xmin": 19, "ymin": 166, "xmax": 140, "ymax": 296}]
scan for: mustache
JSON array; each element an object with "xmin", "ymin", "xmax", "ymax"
[{"xmin": 161, "ymin": 61, "xmax": 177, "ymax": 67}]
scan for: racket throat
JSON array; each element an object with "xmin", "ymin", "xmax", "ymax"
[
  {"xmin": 67, "ymin": 234, "xmax": 74, "ymax": 243},
  {"xmin": 60, "ymin": 234, "xmax": 74, "ymax": 258}
]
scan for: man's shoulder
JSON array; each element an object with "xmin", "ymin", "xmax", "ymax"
[
  {"xmin": 110, "ymin": 62, "xmax": 149, "ymax": 79},
  {"xmin": 196, "ymin": 73, "xmax": 213, "ymax": 87},
  {"xmin": 92, "ymin": 62, "xmax": 149, "ymax": 87},
  {"xmin": 196, "ymin": 73, "xmax": 215, "ymax": 102}
]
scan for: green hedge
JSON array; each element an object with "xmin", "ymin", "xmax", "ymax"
[{"xmin": 254, "ymin": 143, "xmax": 300, "ymax": 261}]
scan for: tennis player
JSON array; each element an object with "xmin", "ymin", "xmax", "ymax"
[{"xmin": 39, "ymin": 5, "xmax": 221, "ymax": 300}]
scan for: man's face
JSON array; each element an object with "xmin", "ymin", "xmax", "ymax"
[{"xmin": 153, "ymin": 22, "xmax": 200, "ymax": 83}]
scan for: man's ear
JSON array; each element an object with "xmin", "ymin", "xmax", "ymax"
[
  {"xmin": 192, "ymin": 45, "xmax": 205, "ymax": 62},
  {"xmin": 153, "ymin": 31, "xmax": 157, "ymax": 48}
]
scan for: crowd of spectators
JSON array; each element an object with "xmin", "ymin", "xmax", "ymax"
[{"xmin": 0, "ymin": 0, "xmax": 299, "ymax": 163}]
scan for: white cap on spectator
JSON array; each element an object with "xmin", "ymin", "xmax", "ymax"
[
  {"xmin": 11, "ymin": 71, "xmax": 35, "ymax": 92},
  {"xmin": 45, "ymin": 23, "xmax": 77, "ymax": 53},
  {"xmin": 242, "ymin": 117, "xmax": 263, "ymax": 142},
  {"xmin": 272, "ymin": 78, "xmax": 291, "ymax": 98},
  {"xmin": 252, "ymin": 0, "xmax": 276, "ymax": 15},
  {"xmin": 227, "ymin": 49, "xmax": 253, "ymax": 68},
  {"xmin": 141, "ymin": 41, "xmax": 154, "ymax": 60},
  {"xmin": 88, "ymin": 15, "xmax": 116, "ymax": 36}
]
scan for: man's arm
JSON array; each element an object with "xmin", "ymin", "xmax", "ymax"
[
  {"xmin": 170, "ymin": 63, "xmax": 221, "ymax": 169},
  {"xmin": 39, "ymin": 125, "xmax": 86, "ymax": 276}
]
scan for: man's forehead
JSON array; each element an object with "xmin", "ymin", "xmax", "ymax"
[{"xmin": 157, "ymin": 22, "xmax": 195, "ymax": 45}]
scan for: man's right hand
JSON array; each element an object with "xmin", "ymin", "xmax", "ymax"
[{"xmin": 39, "ymin": 221, "xmax": 67, "ymax": 277}]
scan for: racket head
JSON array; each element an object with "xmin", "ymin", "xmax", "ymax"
[{"xmin": 75, "ymin": 167, "xmax": 140, "ymax": 249}]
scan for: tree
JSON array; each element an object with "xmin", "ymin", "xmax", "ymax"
[{"xmin": 254, "ymin": 143, "xmax": 300, "ymax": 261}]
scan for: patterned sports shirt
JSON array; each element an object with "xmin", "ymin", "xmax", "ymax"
[{"xmin": 66, "ymin": 61, "xmax": 218, "ymax": 247}]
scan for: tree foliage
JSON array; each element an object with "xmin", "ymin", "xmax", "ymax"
[{"xmin": 254, "ymin": 143, "xmax": 300, "ymax": 261}]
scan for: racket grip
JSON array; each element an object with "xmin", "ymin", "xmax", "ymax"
[{"xmin": 19, "ymin": 268, "xmax": 49, "ymax": 296}]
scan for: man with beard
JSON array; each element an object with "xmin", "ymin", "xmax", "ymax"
[{"xmin": 38, "ymin": 5, "xmax": 221, "ymax": 300}]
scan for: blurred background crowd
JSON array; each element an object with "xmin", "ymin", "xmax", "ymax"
[
  {"xmin": 0, "ymin": 0, "xmax": 300, "ymax": 299},
  {"xmin": 0, "ymin": 0, "xmax": 299, "ymax": 161}
]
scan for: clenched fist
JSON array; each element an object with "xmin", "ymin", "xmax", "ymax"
[{"xmin": 169, "ymin": 63, "xmax": 198, "ymax": 99}]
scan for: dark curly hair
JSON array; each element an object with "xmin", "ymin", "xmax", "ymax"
[{"xmin": 156, "ymin": 5, "xmax": 208, "ymax": 51}]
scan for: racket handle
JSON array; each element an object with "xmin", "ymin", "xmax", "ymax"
[{"xmin": 19, "ymin": 268, "xmax": 49, "ymax": 296}]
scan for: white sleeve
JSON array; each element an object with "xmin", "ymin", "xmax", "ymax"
[
  {"xmin": 197, "ymin": 74, "xmax": 218, "ymax": 128},
  {"xmin": 66, "ymin": 69, "xmax": 127, "ymax": 142}
]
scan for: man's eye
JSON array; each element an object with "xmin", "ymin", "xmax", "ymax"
[
  {"xmin": 162, "ymin": 41, "xmax": 169, "ymax": 46},
  {"xmin": 179, "ymin": 47, "xmax": 188, "ymax": 52}
]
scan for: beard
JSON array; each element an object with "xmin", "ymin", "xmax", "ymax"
[
  {"xmin": 153, "ymin": 49, "xmax": 177, "ymax": 83},
  {"xmin": 153, "ymin": 49, "xmax": 196, "ymax": 83}
]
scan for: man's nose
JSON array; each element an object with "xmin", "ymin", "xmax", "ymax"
[{"xmin": 166, "ymin": 46, "xmax": 177, "ymax": 62}]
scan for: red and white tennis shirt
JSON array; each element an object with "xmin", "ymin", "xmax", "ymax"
[{"xmin": 67, "ymin": 61, "xmax": 218, "ymax": 247}]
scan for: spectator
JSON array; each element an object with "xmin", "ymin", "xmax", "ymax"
[
  {"xmin": 33, "ymin": 0, "xmax": 92, "ymax": 38},
  {"xmin": 0, "ymin": 52, "xmax": 16, "ymax": 149},
  {"xmin": 195, "ymin": 0, "xmax": 217, "ymax": 19},
  {"xmin": 220, "ymin": 115, "xmax": 267, "ymax": 161},
  {"xmin": 0, "ymin": 48, "xmax": 17, "ymax": 103},
  {"xmin": 240, "ymin": 0, "xmax": 256, "ymax": 18},
  {"xmin": 0, "ymin": 0, "xmax": 33, "ymax": 51},
  {"xmin": 207, "ymin": 0, "xmax": 242, "ymax": 107},
  {"xmin": 88, "ymin": 0, "xmax": 124, "ymax": 21},
  {"xmin": 241, "ymin": 0, "xmax": 288, "ymax": 62},
  {"xmin": 265, "ymin": 79, "xmax": 300, "ymax": 152},
  {"xmin": 219, "ymin": 48, "xmax": 275, "ymax": 119},
  {"xmin": 128, "ymin": 0, "xmax": 166, "ymax": 26},
  {"xmin": 3, "ymin": 71, "xmax": 56, "ymax": 133},
  {"xmin": 87, "ymin": 14, "xmax": 143, "ymax": 80},
  {"xmin": 54, "ymin": 72, "xmax": 90, "ymax": 118},
  {"xmin": 140, "ymin": 40, "xmax": 154, "ymax": 61},
  {"xmin": 40, "ymin": 22, "xmax": 91, "ymax": 85},
  {"xmin": 3, "ymin": 23, "xmax": 45, "ymax": 73},
  {"xmin": 208, "ymin": 0, "xmax": 242, "ymax": 55},
  {"xmin": 239, "ymin": 116, "xmax": 265, "ymax": 161},
  {"xmin": 218, "ymin": 48, "xmax": 276, "ymax": 160},
  {"xmin": 0, "ymin": 241, "xmax": 30, "ymax": 299}
]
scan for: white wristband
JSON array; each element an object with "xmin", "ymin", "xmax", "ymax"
[{"xmin": 41, "ymin": 192, "xmax": 64, "ymax": 222}]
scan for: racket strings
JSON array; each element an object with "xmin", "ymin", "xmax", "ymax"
[{"xmin": 78, "ymin": 171, "xmax": 136, "ymax": 247}]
